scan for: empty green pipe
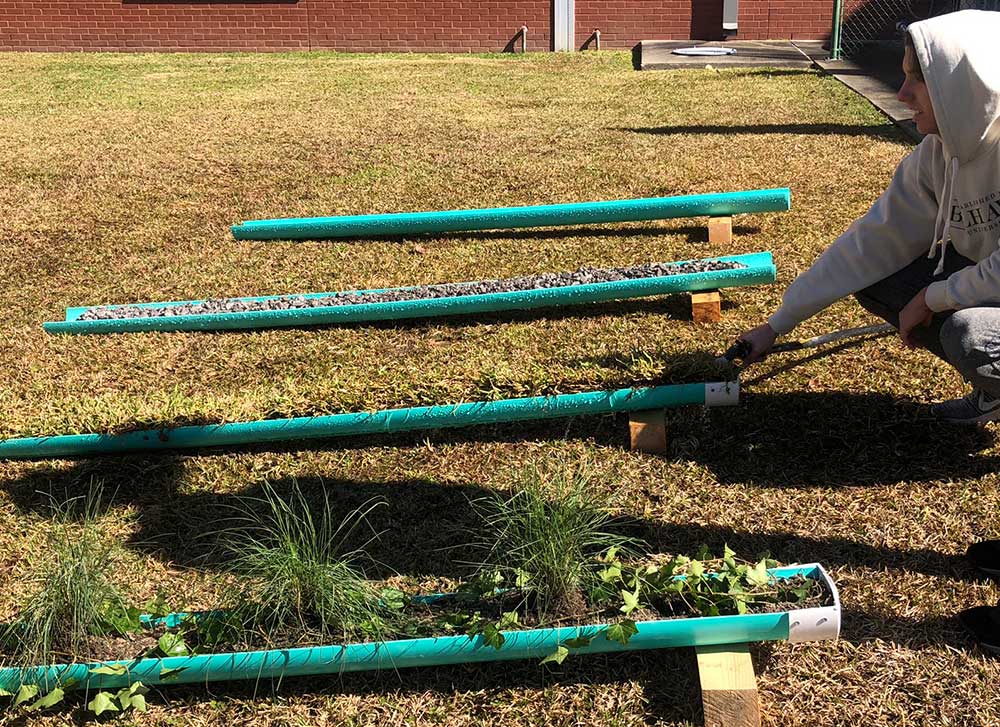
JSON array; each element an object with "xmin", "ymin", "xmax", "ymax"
[
  {"xmin": 231, "ymin": 188, "xmax": 791, "ymax": 240},
  {"xmin": 0, "ymin": 383, "xmax": 737, "ymax": 460},
  {"xmin": 0, "ymin": 565, "xmax": 839, "ymax": 691}
]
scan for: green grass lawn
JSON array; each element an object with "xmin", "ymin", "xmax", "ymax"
[{"xmin": 2, "ymin": 50, "xmax": 1000, "ymax": 726}]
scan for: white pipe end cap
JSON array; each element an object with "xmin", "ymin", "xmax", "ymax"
[{"xmin": 704, "ymin": 381, "xmax": 740, "ymax": 407}]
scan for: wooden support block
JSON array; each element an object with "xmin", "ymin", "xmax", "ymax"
[
  {"xmin": 696, "ymin": 644, "xmax": 760, "ymax": 727},
  {"xmin": 628, "ymin": 409, "xmax": 667, "ymax": 454},
  {"xmin": 709, "ymin": 216, "xmax": 733, "ymax": 244},
  {"xmin": 691, "ymin": 290, "xmax": 722, "ymax": 324}
]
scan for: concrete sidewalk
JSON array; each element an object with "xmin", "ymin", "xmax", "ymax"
[
  {"xmin": 814, "ymin": 57, "xmax": 921, "ymax": 141},
  {"xmin": 637, "ymin": 40, "xmax": 826, "ymax": 70},
  {"xmin": 637, "ymin": 40, "xmax": 922, "ymax": 143}
]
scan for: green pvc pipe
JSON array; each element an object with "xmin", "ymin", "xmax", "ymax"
[
  {"xmin": 0, "ymin": 565, "xmax": 838, "ymax": 692},
  {"xmin": 231, "ymin": 189, "xmax": 792, "ymax": 240},
  {"xmin": 0, "ymin": 383, "xmax": 737, "ymax": 461},
  {"xmin": 44, "ymin": 252, "xmax": 776, "ymax": 335}
]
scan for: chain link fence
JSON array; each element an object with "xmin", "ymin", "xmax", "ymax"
[{"xmin": 832, "ymin": 0, "xmax": 961, "ymax": 59}]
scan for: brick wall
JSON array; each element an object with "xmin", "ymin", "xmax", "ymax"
[
  {"xmin": 1, "ymin": 2, "xmax": 310, "ymax": 52},
  {"xmin": 308, "ymin": 1, "xmax": 550, "ymax": 53},
  {"xmin": 576, "ymin": 1, "xmax": 833, "ymax": 48},
  {"xmin": 0, "ymin": 1, "xmax": 832, "ymax": 53}
]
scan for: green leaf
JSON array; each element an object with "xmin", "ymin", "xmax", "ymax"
[
  {"xmin": 723, "ymin": 544, "xmax": 736, "ymax": 561},
  {"xmin": 540, "ymin": 645, "xmax": 570, "ymax": 665},
  {"xmin": 497, "ymin": 611, "xmax": 520, "ymax": 629},
  {"xmin": 481, "ymin": 622, "xmax": 505, "ymax": 650},
  {"xmin": 0, "ymin": 687, "xmax": 12, "ymax": 697},
  {"xmin": 158, "ymin": 632, "xmax": 191, "ymax": 657},
  {"xmin": 599, "ymin": 563, "xmax": 622, "ymax": 583},
  {"xmin": 14, "ymin": 684, "xmax": 39, "ymax": 707},
  {"xmin": 100, "ymin": 605, "xmax": 143, "ymax": 635},
  {"xmin": 735, "ymin": 598, "xmax": 748, "ymax": 615},
  {"xmin": 746, "ymin": 559, "xmax": 770, "ymax": 588},
  {"xmin": 620, "ymin": 587, "xmax": 640, "ymax": 615},
  {"xmin": 159, "ymin": 666, "xmax": 188, "ymax": 681},
  {"xmin": 444, "ymin": 612, "xmax": 471, "ymax": 627},
  {"xmin": 688, "ymin": 560, "xmax": 704, "ymax": 579},
  {"xmin": 563, "ymin": 636, "xmax": 593, "ymax": 649},
  {"xmin": 196, "ymin": 614, "xmax": 240, "ymax": 646},
  {"xmin": 89, "ymin": 691, "xmax": 120, "ymax": 716},
  {"xmin": 665, "ymin": 579, "xmax": 684, "ymax": 594},
  {"xmin": 90, "ymin": 663, "xmax": 128, "ymax": 676},
  {"xmin": 145, "ymin": 592, "xmax": 171, "ymax": 618},
  {"xmin": 514, "ymin": 568, "xmax": 532, "ymax": 588},
  {"xmin": 115, "ymin": 679, "xmax": 150, "ymax": 710},
  {"xmin": 379, "ymin": 588, "xmax": 409, "ymax": 611},
  {"xmin": 605, "ymin": 619, "xmax": 639, "ymax": 646},
  {"xmin": 27, "ymin": 687, "xmax": 65, "ymax": 712}
]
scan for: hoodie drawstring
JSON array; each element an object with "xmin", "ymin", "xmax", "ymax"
[{"xmin": 928, "ymin": 156, "xmax": 959, "ymax": 275}]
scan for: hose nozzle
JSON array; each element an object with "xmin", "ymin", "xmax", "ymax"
[{"xmin": 715, "ymin": 339, "xmax": 752, "ymax": 367}]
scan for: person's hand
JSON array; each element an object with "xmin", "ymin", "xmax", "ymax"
[
  {"xmin": 899, "ymin": 287, "xmax": 933, "ymax": 349},
  {"xmin": 737, "ymin": 323, "xmax": 778, "ymax": 366}
]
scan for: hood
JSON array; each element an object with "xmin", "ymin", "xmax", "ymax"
[{"xmin": 908, "ymin": 9, "xmax": 1000, "ymax": 163}]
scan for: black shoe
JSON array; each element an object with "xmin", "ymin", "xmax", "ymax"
[
  {"xmin": 967, "ymin": 540, "xmax": 1000, "ymax": 577},
  {"xmin": 931, "ymin": 389, "xmax": 1000, "ymax": 425},
  {"xmin": 958, "ymin": 604, "xmax": 1000, "ymax": 654}
]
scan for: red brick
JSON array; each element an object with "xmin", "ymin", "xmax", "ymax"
[{"xmin": 0, "ymin": 1, "xmax": 833, "ymax": 52}]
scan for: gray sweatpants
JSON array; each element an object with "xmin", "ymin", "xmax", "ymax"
[{"xmin": 853, "ymin": 252, "xmax": 1000, "ymax": 397}]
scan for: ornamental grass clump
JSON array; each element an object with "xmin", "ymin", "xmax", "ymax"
[
  {"xmin": 474, "ymin": 461, "xmax": 641, "ymax": 622},
  {"xmin": 218, "ymin": 481, "xmax": 391, "ymax": 646},
  {"xmin": 1, "ymin": 488, "xmax": 133, "ymax": 669}
]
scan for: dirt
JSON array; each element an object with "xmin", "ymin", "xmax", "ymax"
[
  {"xmin": 82, "ymin": 629, "xmax": 162, "ymax": 663},
  {"xmin": 77, "ymin": 260, "xmax": 747, "ymax": 321}
]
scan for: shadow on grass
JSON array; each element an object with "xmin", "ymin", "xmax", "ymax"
[
  {"xmin": 840, "ymin": 609, "xmax": 972, "ymax": 651},
  {"xmin": 0, "ymin": 462, "xmax": 490, "ymax": 578},
  {"xmin": 678, "ymin": 390, "xmax": 998, "ymax": 488},
  {"xmin": 0, "ymin": 442, "xmax": 992, "ymax": 588},
  {"xmin": 615, "ymin": 122, "xmax": 903, "ymax": 141}
]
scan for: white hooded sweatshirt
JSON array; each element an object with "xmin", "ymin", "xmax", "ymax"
[{"xmin": 768, "ymin": 9, "xmax": 1000, "ymax": 335}]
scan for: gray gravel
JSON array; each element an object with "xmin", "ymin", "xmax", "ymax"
[{"xmin": 79, "ymin": 260, "xmax": 747, "ymax": 321}]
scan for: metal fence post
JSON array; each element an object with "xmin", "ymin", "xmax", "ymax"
[{"xmin": 831, "ymin": 0, "xmax": 843, "ymax": 60}]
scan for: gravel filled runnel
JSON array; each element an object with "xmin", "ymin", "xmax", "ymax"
[{"xmin": 79, "ymin": 260, "xmax": 747, "ymax": 320}]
